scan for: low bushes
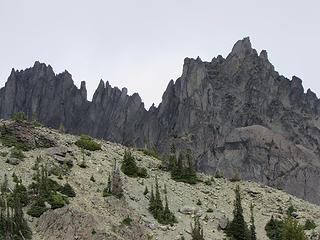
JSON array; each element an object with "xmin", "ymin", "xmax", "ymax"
[{"xmin": 75, "ymin": 135, "xmax": 101, "ymax": 151}]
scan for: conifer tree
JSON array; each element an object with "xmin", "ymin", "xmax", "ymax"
[
  {"xmin": 143, "ymin": 186, "xmax": 149, "ymax": 195},
  {"xmin": 265, "ymin": 215, "xmax": 283, "ymax": 240},
  {"xmin": 148, "ymin": 179, "xmax": 176, "ymax": 225},
  {"xmin": 226, "ymin": 185, "xmax": 249, "ymax": 240},
  {"xmin": 121, "ymin": 150, "xmax": 138, "ymax": 176},
  {"xmin": 249, "ymin": 203, "xmax": 256, "ymax": 240},
  {"xmin": 154, "ymin": 176, "xmax": 163, "ymax": 219},
  {"xmin": 103, "ymin": 174, "xmax": 112, "ymax": 197},
  {"xmin": 149, "ymin": 185, "xmax": 156, "ymax": 213}
]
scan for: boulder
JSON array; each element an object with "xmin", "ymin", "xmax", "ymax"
[{"xmin": 179, "ymin": 206, "xmax": 199, "ymax": 215}]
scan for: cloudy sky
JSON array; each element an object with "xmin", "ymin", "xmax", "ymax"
[{"xmin": 0, "ymin": 0, "xmax": 319, "ymax": 108}]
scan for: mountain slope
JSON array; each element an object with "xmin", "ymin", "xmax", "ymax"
[
  {"xmin": 1, "ymin": 38, "xmax": 320, "ymax": 204},
  {"xmin": 0, "ymin": 120, "xmax": 320, "ymax": 240}
]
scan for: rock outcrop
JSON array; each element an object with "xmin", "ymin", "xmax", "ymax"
[{"xmin": 1, "ymin": 38, "xmax": 320, "ymax": 204}]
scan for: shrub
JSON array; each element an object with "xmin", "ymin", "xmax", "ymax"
[
  {"xmin": 27, "ymin": 204, "xmax": 47, "ymax": 218},
  {"xmin": 75, "ymin": 135, "xmax": 101, "ymax": 151},
  {"xmin": 11, "ymin": 112, "xmax": 27, "ymax": 121},
  {"xmin": 304, "ymin": 219, "xmax": 316, "ymax": 230},
  {"xmin": 0, "ymin": 151, "xmax": 8, "ymax": 157},
  {"xmin": 59, "ymin": 183, "xmax": 76, "ymax": 197},
  {"xmin": 204, "ymin": 179, "xmax": 212, "ymax": 186},
  {"xmin": 286, "ymin": 204, "xmax": 296, "ymax": 217},
  {"xmin": 196, "ymin": 199, "xmax": 202, "ymax": 206},
  {"xmin": 10, "ymin": 147, "xmax": 25, "ymax": 160},
  {"xmin": 281, "ymin": 217, "xmax": 307, "ymax": 240},
  {"xmin": 90, "ymin": 175, "xmax": 96, "ymax": 182},
  {"xmin": 122, "ymin": 217, "xmax": 133, "ymax": 226},
  {"xmin": 141, "ymin": 146, "xmax": 159, "ymax": 159},
  {"xmin": 230, "ymin": 170, "xmax": 241, "ymax": 182},
  {"xmin": 0, "ymin": 126, "xmax": 31, "ymax": 151},
  {"xmin": 214, "ymin": 170, "xmax": 224, "ymax": 178},
  {"xmin": 137, "ymin": 167, "xmax": 148, "ymax": 178},
  {"xmin": 121, "ymin": 150, "xmax": 147, "ymax": 178},
  {"xmin": 206, "ymin": 208, "xmax": 213, "ymax": 213},
  {"xmin": 102, "ymin": 187, "xmax": 112, "ymax": 197},
  {"xmin": 47, "ymin": 193, "xmax": 66, "ymax": 209}
]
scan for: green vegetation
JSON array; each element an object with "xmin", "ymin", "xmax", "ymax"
[
  {"xmin": 144, "ymin": 186, "xmax": 149, "ymax": 195},
  {"xmin": 204, "ymin": 179, "xmax": 212, "ymax": 185},
  {"xmin": 214, "ymin": 170, "xmax": 224, "ymax": 178},
  {"xmin": 265, "ymin": 214, "xmax": 308, "ymax": 240},
  {"xmin": 103, "ymin": 174, "xmax": 112, "ymax": 197},
  {"xmin": 304, "ymin": 219, "xmax": 316, "ymax": 230},
  {"xmin": 27, "ymin": 165, "xmax": 70, "ymax": 218},
  {"xmin": 47, "ymin": 193, "xmax": 66, "ymax": 209},
  {"xmin": 230, "ymin": 170, "xmax": 241, "ymax": 182},
  {"xmin": 206, "ymin": 208, "xmax": 213, "ymax": 213},
  {"xmin": 149, "ymin": 177, "xmax": 176, "ymax": 225},
  {"xmin": 0, "ymin": 126, "xmax": 31, "ymax": 151},
  {"xmin": 122, "ymin": 217, "xmax": 133, "ymax": 226},
  {"xmin": 191, "ymin": 217, "xmax": 205, "ymax": 240},
  {"xmin": 281, "ymin": 217, "xmax": 307, "ymax": 240},
  {"xmin": 286, "ymin": 204, "xmax": 296, "ymax": 217},
  {"xmin": 11, "ymin": 112, "xmax": 27, "ymax": 121},
  {"xmin": 90, "ymin": 175, "xmax": 96, "ymax": 182},
  {"xmin": 10, "ymin": 146, "xmax": 26, "ymax": 160},
  {"xmin": 75, "ymin": 135, "xmax": 101, "ymax": 151},
  {"xmin": 225, "ymin": 185, "xmax": 250, "ymax": 240},
  {"xmin": 169, "ymin": 147, "xmax": 198, "ymax": 184},
  {"xmin": 59, "ymin": 183, "xmax": 76, "ymax": 197},
  {"xmin": 249, "ymin": 203, "xmax": 257, "ymax": 240},
  {"xmin": 140, "ymin": 145, "xmax": 159, "ymax": 159},
  {"xmin": 0, "ymin": 174, "xmax": 32, "ymax": 239},
  {"xmin": 121, "ymin": 150, "xmax": 148, "ymax": 178}
]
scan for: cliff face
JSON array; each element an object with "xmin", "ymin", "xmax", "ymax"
[{"xmin": 1, "ymin": 37, "xmax": 320, "ymax": 204}]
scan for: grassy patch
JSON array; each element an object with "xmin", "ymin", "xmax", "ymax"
[{"xmin": 75, "ymin": 135, "xmax": 101, "ymax": 151}]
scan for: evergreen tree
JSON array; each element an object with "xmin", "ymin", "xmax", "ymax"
[
  {"xmin": 121, "ymin": 150, "xmax": 138, "ymax": 177},
  {"xmin": 103, "ymin": 174, "xmax": 112, "ymax": 197},
  {"xmin": 249, "ymin": 203, "xmax": 256, "ymax": 240},
  {"xmin": 168, "ymin": 144, "xmax": 177, "ymax": 170},
  {"xmin": 0, "ymin": 175, "xmax": 32, "ymax": 239},
  {"xmin": 191, "ymin": 217, "xmax": 205, "ymax": 240},
  {"xmin": 171, "ymin": 150, "xmax": 197, "ymax": 184},
  {"xmin": 0, "ymin": 174, "xmax": 8, "ymax": 193},
  {"xmin": 148, "ymin": 179, "xmax": 176, "ymax": 225},
  {"xmin": 226, "ymin": 185, "xmax": 249, "ymax": 240},
  {"xmin": 154, "ymin": 176, "xmax": 163, "ymax": 219},
  {"xmin": 162, "ymin": 194, "xmax": 176, "ymax": 224},
  {"xmin": 149, "ymin": 185, "xmax": 155, "ymax": 213},
  {"xmin": 143, "ymin": 186, "xmax": 149, "ymax": 195},
  {"xmin": 265, "ymin": 215, "xmax": 283, "ymax": 240}
]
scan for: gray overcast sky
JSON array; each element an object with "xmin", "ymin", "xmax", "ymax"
[{"xmin": 0, "ymin": 0, "xmax": 319, "ymax": 108}]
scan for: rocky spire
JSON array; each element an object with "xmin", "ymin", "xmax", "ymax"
[{"xmin": 228, "ymin": 37, "xmax": 255, "ymax": 59}]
